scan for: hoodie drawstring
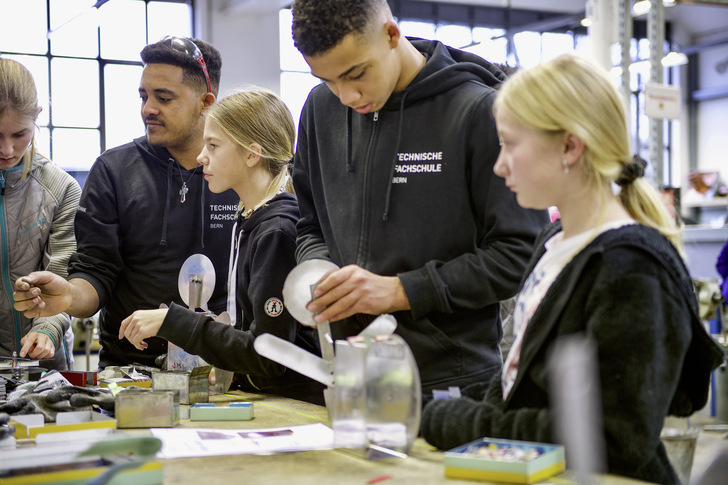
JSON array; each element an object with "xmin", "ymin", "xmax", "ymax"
[
  {"xmin": 226, "ymin": 220, "xmax": 241, "ymax": 327},
  {"xmin": 382, "ymin": 92, "xmax": 409, "ymax": 222},
  {"xmin": 160, "ymin": 160, "xmax": 173, "ymax": 246},
  {"xmin": 199, "ymin": 174, "xmax": 206, "ymax": 248}
]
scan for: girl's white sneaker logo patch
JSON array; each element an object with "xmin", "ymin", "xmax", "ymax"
[{"xmin": 264, "ymin": 297, "xmax": 284, "ymax": 317}]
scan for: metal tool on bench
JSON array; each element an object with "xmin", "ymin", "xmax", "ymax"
[
  {"xmin": 162, "ymin": 254, "xmax": 234, "ymax": 396},
  {"xmin": 0, "ymin": 353, "xmax": 46, "ymax": 383},
  {"xmin": 178, "ymin": 253, "xmax": 216, "ymax": 314},
  {"xmin": 254, "ymin": 259, "xmax": 421, "ymax": 458}
]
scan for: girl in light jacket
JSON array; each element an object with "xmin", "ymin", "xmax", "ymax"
[{"xmin": 1, "ymin": 58, "xmax": 81, "ymax": 370}]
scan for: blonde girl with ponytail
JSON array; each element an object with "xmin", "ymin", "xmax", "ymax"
[
  {"xmin": 203, "ymin": 88, "xmax": 295, "ymax": 216},
  {"xmin": 119, "ymin": 87, "xmax": 325, "ymax": 405},
  {"xmin": 421, "ymin": 53, "xmax": 723, "ymax": 485},
  {"xmin": 492, "ymin": 53, "xmax": 681, "ymax": 251}
]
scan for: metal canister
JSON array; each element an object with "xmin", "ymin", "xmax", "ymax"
[{"xmin": 714, "ymin": 336, "xmax": 728, "ymax": 423}]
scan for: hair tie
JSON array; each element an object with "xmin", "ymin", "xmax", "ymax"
[{"xmin": 616, "ymin": 155, "xmax": 647, "ymax": 186}]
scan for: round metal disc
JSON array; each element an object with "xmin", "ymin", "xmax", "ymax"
[
  {"xmin": 282, "ymin": 259, "xmax": 339, "ymax": 326},
  {"xmin": 178, "ymin": 254, "xmax": 216, "ymax": 309}
]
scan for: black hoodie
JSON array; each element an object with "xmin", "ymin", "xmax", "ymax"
[
  {"xmin": 159, "ymin": 193, "xmax": 325, "ymax": 405},
  {"xmin": 69, "ymin": 136, "xmax": 239, "ymax": 368},
  {"xmin": 293, "ymin": 38, "xmax": 549, "ymax": 397}
]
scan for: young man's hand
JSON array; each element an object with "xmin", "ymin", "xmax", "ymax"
[
  {"xmin": 13, "ymin": 271, "xmax": 73, "ymax": 318},
  {"xmin": 305, "ymin": 264, "xmax": 410, "ymax": 323}
]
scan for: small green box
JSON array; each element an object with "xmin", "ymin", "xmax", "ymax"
[
  {"xmin": 443, "ymin": 438, "xmax": 565, "ymax": 484},
  {"xmin": 189, "ymin": 402, "xmax": 254, "ymax": 421}
]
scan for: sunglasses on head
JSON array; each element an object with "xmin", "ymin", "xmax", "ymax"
[{"xmin": 163, "ymin": 36, "xmax": 212, "ymax": 94}]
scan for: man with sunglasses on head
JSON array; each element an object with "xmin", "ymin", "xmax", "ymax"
[{"xmin": 13, "ymin": 37, "xmax": 239, "ymax": 369}]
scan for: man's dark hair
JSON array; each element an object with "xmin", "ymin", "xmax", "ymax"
[
  {"xmin": 140, "ymin": 37, "xmax": 222, "ymax": 96},
  {"xmin": 292, "ymin": 0, "xmax": 386, "ymax": 57}
]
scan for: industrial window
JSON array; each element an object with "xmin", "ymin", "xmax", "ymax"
[{"xmin": 0, "ymin": 0, "xmax": 194, "ymax": 178}]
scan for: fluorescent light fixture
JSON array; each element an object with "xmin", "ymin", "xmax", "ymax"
[
  {"xmin": 624, "ymin": 52, "xmax": 688, "ymax": 73},
  {"xmin": 633, "ymin": 1, "xmax": 652, "ymax": 16},
  {"xmin": 629, "ymin": 60, "xmax": 650, "ymax": 72},
  {"xmin": 633, "ymin": 0, "xmax": 677, "ymax": 17},
  {"xmin": 581, "ymin": 18, "xmax": 592, "ymax": 27},
  {"xmin": 662, "ymin": 51, "xmax": 688, "ymax": 66}
]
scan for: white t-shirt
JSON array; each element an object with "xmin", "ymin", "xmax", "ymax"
[{"xmin": 501, "ymin": 219, "xmax": 636, "ymax": 399}]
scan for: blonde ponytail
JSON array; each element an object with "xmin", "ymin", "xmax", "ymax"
[
  {"xmin": 494, "ymin": 53, "xmax": 682, "ymax": 253},
  {"xmin": 206, "ymin": 87, "xmax": 296, "ymax": 214}
]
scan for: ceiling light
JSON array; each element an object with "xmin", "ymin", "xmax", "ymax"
[
  {"xmin": 633, "ymin": 1, "xmax": 651, "ymax": 16},
  {"xmin": 626, "ymin": 52, "xmax": 688, "ymax": 73},
  {"xmin": 633, "ymin": 0, "xmax": 678, "ymax": 17},
  {"xmin": 662, "ymin": 51, "xmax": 688, "ymax": 67}
]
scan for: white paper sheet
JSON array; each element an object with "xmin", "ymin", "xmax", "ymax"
[{"xmin": 150, "ymin": 423, "xmax": 334, "ymax": 459}]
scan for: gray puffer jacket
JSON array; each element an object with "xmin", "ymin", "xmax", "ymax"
[{"xmin": 0, "ymin": 155, "xmax": 81, "ymax": 370}]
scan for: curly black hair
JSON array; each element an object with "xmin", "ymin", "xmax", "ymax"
[
  {"xmin": 140, "ymin": 37, "xmax": 222, "ymax": 96},
  {"xmin": 291, "ymin": 0, "xmax": 389, "ymax": 57}
]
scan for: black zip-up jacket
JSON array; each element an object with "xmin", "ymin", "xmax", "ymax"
[
  {"xmin": 159, "ymin": 193, "xmax": 324, "ymax": 405},
  {"xmin": 69, "ymin": 136, "xmax": 239, "ymax": 368},
  {"xmin": 293, "ymin": 38, "xmax": 549, "ymax": 397},
  {"xmin": 421, "ymin": 223, "xmax": 724, "ymax": 484}
]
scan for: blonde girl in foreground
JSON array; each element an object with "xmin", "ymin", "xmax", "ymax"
[{"xmin": 421, "ymin": 53, "xmax": 723, "ymax": 485}]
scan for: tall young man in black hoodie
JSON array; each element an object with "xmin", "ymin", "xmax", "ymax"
[
  {"xmin": 13, "ymin": 38, "xmax": 239, "ymax": 369},
  {"xmin": 290, "ymin": 0, "xmax": 549, "ymax": 402}
]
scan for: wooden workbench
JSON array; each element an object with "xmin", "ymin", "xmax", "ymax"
[{"xmin": 157, "ymin": 391, "xmax": 707, "ymax": 485}]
